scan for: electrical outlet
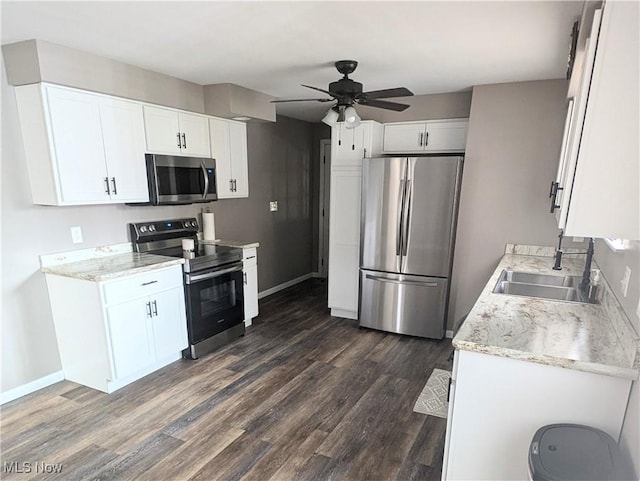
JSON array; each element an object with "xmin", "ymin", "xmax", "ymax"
[
  {"xmin": 269, "ymin": 201, "xmax": 278, "ymax": 212},
  {"xmin": 70, "ymin": 226, "xmax": 83, "ymax": 244},
  {"xmin": 620, "ymin": 265, "xmax": 631, "ymax": 297}
]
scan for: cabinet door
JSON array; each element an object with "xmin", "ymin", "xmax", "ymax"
[
  {"xmin": 243, "ymin": 262, "xmax": 259, "ymax": 321},
  {"xmin": 229, "ymin": 121, "xmax": 249, "ymax": 197},
  {"xmin": 556, "ymin": 10, "xmax": 603, "ymax": 231},
  {"xmin": 149, "ymin": 287, "xmax": 188, "ymax": 359},
  {"xmin": 382, "ymin": 123, "xmax": 425, "ymax": 153},
  {"xmin": 99, "ymin": 98, "xmax": 149, "ymax": 203},
  {"xmin": 331, "ymin": 124, "xmax": 367, "ymax": 166},
  {"xmin": 143, "ymin": 106, "xmax": 181, "ymax": 155},
  {"xmin": 209, "ymin": 118, "xmax": 234, "ymax": 198},
  {"xmin": 328, "ymin": 169, "xmax": 362, "ymax": 314},
  {"xmin": 106, "ymin": 299, "xmax": 155, "ymax": 379},
  {"xmin": 424, "ymin": 120, "xmax": 468, "ymax": 152},
  {"xmin": 45, "ymin": 86, "xmax": 109, "ymax": 203},
  {"xmin": 179, "ymin": 112, "xmax": 211, "ymax": 158}
]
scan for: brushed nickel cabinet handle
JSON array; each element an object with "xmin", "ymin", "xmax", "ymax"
[
  {"xmin": 182, "ymin": 133, "xmax": 187, "ymax": 149},
  {"xmin": 104, "ymin": 177, "xmax": 110, "ymax": 195},
  {"xmin": 177, "ymin": 133, "xmax": 182, "ymax": 149},
  {"xmin": 111, "ymin": 177, "xmax": 117, "ymax": 195}
]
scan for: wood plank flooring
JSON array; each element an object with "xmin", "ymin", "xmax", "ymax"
[{"xmin": 1, "ymin": 279, "xmax": 453, "ymax": 481}]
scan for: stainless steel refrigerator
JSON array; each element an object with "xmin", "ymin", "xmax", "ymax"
[{"xmin": 359, "ymin": 155, "xmax": 463, "ymax": 339}]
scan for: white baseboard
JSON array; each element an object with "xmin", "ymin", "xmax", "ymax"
[
  {"xmin": 258, "ymin": 273, "xmax": 313, "ymax": 299},
  {"xmin": 445, "ymin": 330, "xmax": 454, "ymax": 339},
  {"xmin": 330, "ymin": 308, "xmax": 358, "ymax": 320},
  {"xmin": 311, "ymin": 272, "xmax": 324, "ymax": 278},
  {"xmin": 1, "ymin": 370, "xmax": 64, "ymax": 405}
]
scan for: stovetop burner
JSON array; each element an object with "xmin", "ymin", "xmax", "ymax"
[{"xmin": 129, "ymin": 218, "xmax": 243, "ymax": 273}]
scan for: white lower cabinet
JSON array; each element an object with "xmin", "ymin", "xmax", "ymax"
[
  {"xmin": 242, "ymin": 247, "xmax": 259, "ymax": 326},
  {"xmin": 45, "ymin": 265, "xmax": 188, "ymax": 393},
  {"xmin": 442, "ymin": 350, "xmax": 632, "ymax": 480}
]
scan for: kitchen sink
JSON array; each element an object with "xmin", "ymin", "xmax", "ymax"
[{"xmin": 492, "ymin": 270, "xmax": 597, "ymax": 304}]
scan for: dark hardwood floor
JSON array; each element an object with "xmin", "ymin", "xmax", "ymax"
[{"xmin": 1, "ymin": 279, "xmax": 453, "ymax": 481}]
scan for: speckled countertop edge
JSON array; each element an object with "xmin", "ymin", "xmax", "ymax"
[
  {"xmin": 453, "ymin": 251, "xmax": 639, "ymax": 381},
  {"xmin": 41, "ymin": 252, "xmax": 185, "ymax": 282}
]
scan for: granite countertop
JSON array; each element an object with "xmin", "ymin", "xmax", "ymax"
[
  {"xmin": 199, "ymin": 239, "xmax": 259, "ymax": 249},
  {"xmin": 454, "ymin": 249, "xmax": 639, "ymax": 380},
  {"xmin": 41, "ymin": 252, "xmax": 185, "ymax": 282}
]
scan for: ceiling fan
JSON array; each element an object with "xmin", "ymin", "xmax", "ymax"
[{"xmin": 272, "ymin": 60, "xmax": 414, "ymax": 124}]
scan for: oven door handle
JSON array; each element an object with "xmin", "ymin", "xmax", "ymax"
[
  {"xmin": 185, "ymin": 264, "xmax": 243, "ymax": 284},
  {"xmin": 201, "ymin": 162, "xmax": 210, "ymax": 200}
]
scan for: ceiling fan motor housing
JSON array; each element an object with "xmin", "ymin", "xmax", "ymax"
[{"xmin": 330, "ymin": 78, "xmax": 363, "ymax": 106}]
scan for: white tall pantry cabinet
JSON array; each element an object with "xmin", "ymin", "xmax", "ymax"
[{"xmin": 327, "ymin": 121, "xmax": 383, "ymax": 319}]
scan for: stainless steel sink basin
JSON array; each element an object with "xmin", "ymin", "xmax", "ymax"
[{"xmin": 492, "ymin": 270, "xmax": 597, "ymax": 304}]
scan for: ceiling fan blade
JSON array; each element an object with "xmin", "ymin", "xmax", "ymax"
[
  {"xmin": 271, "ymin": 98, "xmax": 333, "ymax": 103},
  {"xmin": 302, "ymin": 84, "xmax": 342, "ymax": 99},
  {"xmin": 358, "ymin": 99, "xmax": 410, "ymax": 112},
  {"xmin": 359, "ymin": 87, "xmax": 414, "ymax": 100}
]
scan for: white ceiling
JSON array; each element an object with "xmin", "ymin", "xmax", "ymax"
[{"xmin": 1, "ymin": 1, "xmax": 582, "ymax": 122}]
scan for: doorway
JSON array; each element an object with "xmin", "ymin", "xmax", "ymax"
[{"xmin": 318, "ymin": 139, "xmax": 331, "ymax": 278}]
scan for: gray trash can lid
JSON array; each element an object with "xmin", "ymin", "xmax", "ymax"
[{"xmin": 529, "ymin": 424, "xmax": 630, "ymax": 481}]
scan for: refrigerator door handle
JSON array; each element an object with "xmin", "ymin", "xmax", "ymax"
[
  {"xmin": 396, "ymin": 179, "xmax": 406, "ymax": 256},
  {"xmin": 402, "ymin": 180, "xmax": 412, "ymax": 256},
  {"xmin": 365, "ymin": 273, "xmax": 438, "ymax": 288}
]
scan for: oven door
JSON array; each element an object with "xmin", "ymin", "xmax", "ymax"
[
  {"xmin": 147, "ymin": 154, "xmax": 217, "ymax": 204},
  {"xmin": 184, "ymin": 262, "xmax": 244, "ymax": 344}
]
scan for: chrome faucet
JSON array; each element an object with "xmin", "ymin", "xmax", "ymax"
[
  {"xmin": 580, "ymin": 238, "xmax": 595, "ymax": 293},
  {"xmin": 553, "ymin": 230, "xmax": 564, "ymax": 270}
]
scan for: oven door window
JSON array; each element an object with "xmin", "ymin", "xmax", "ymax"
[{"xmin": 186, "ymin": 269, "xmax": 244, "ymax": 343}]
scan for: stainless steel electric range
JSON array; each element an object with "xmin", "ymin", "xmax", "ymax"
[{"xmin": 129, "ymin": 218, "xmax": 245, "ymax": 359}]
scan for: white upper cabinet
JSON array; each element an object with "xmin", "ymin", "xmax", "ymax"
[
  {"xmin": 99, "ymin": 97, "xmax": 149, "ymax": 203},
  {"xmin": 382, "ymin": 119, "xmax": 468, "ymax": 153},
  {"xmin": 552, "ymin": 2, "xmax": 639, "ymax": 239},
  {"xmin": 331, "ymin": 121, "xmax": 383, "ymax": 167},
  {"xmin": 14, "ymin": 83, "xmax": 149, "ymax": 205},
  {"xmin": 143, "ymin": 106, "xmax": 211, "ymax": 158},
  {"xmin": 209, "ymin": 117, "xmax": 248, "ymax": 198}
]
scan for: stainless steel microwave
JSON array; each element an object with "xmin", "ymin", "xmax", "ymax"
[{"xmin": 144, "ymin": 154, "xmax": 217, "ymax": 205}]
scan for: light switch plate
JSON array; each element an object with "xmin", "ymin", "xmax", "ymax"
[
  {"xmin": 71, "ymin": 226, "xmax": 83, "ymax": 244},
  {"xmin": 269, "ymin": 201, "xmax": 278, "ymax": 212},
  {"xmin": 636, "ymin": 299, "xmax": 640, "ymax": 319}
]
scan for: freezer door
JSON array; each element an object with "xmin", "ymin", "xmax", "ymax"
[
  {"xmin": 361, "ymin": 157, "xmax": 407, "ymax": 273},
  {"xmin": 402, "ymin": 156, "xmax": 462, "ymax": 277},
  {"xmin": 359, "ymin": 269, "xmax": 447, "ymax": 339}
]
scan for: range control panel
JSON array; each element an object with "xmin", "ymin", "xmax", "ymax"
[{"xmin": 129, "ymin": 218, "xmax": 199, "ymax": 242}]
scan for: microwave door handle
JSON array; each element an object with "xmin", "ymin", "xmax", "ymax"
[{"xmin": 201, "ymin": 162, "xmax": 209, "ymax": 200}]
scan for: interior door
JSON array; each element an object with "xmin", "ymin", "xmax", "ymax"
[
  {"xmin": 360, "ymin": 157, "xmax": 407, "ymax": 273},
  {"xmin": 402, "ymin": 156, "xmax": 462, "ymax": 277}
]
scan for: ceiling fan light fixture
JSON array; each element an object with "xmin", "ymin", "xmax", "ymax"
[
  {"xmin": 343, "ymin": 106, "xmax": 361, "ymax": 129},
  {"xmin": 321, "ymin": 107, "xmax": 339, "ymax": 126}
]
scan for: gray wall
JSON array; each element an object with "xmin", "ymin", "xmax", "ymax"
[
  {"xmin": 449, "ymin": 79, "xmax": 576, "ymax": 330},
  {"xmin": 205, "ymin": 115, "xmax": 315, "ymax": 290},
  {"xmin": 1, "ymin": 61, "xmax": 316, "ymax": 393},
  {"xmin": 594, "ymin": 240, "xmax": 640, "ymax": 476}
]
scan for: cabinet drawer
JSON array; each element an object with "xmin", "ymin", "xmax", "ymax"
[
  {"xmin": 102, "ymin": 266, "xmax": 183, "ymax": 305},
  {"xmin": 242, "ymin": 247, "xmax": 257, "ymax": 263}
]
